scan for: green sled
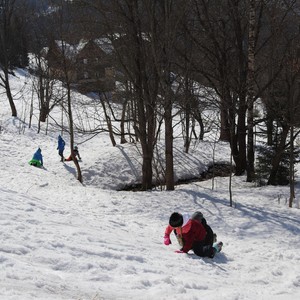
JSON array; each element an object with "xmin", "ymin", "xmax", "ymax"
[{"xmin": 28, "ymin": 159, "xmax": 42, "ymax": 167}]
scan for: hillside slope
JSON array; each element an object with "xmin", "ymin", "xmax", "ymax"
[{"xmin": 0, "ymin": 69, "xmax": 299, "ymax": 300}]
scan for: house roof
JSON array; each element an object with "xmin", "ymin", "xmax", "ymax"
[
  {"xmin": 55, "ymin": 41, "xmax": 77, "ymax": 59},
  {"xmin": 94, "ymin": 38, "xmax": 114, "ymax": 54},
  {"xmin": 76, "ymin": 38, "xmax": 114, "ymax": 55},
  {"xmin": 42, "ymin": 38, "xmax": 114, "ymax": 62}
]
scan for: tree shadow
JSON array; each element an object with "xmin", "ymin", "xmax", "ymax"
[
  {"xmin": 63, "ymin": 162, "xmax": 77, "ymax": 176},
  {"xmin": 179, "ymin": 187, "xmax": 300, "ymax": 234}
]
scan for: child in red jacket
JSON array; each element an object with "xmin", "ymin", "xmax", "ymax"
[{"xmin": 164, "ymin": 212, "xmax": 223, "ymax": 258}]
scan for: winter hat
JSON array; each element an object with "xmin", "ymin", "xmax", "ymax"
[
  {"xmin": 169, "ymin": 212, "xmax": 183, "ymax": 227},
  {"xmin": 191, "ymin": 211, "xmax": 203, "ymax": 222}
]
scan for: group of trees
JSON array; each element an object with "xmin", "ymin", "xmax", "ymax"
[
  {"xmin": 79, "ymin": 0, "xmax": 300, "ymax": 206},
  {"xmin": 1, "ymin": 0, "xmax": 300, "ymax": 206},
  {"xmin": 0, "ymin": 0, "xmax": 29, "ymax": 117}
]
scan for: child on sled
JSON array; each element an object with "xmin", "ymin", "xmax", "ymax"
[{"xmin": 29, "ymin": 148, "xmax": 43, "ymax": 167}]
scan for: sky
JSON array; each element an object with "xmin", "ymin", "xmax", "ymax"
[{"xmin": 0, "ymin": 69, "xmax": 300, "ymax": 300}]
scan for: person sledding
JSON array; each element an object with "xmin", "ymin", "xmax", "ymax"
[
  {"xmin": 29, "ymin": 147, "xmax": 43, "ymax": 167},
  {"xmin": 65, "ymin": 145, "xmax": 81, "ymax": 162},
  {"xmin": 164, "ymin": 211, "xmax": 223, "ymax": 258},
  {"xmin": 57, "ymin": 135, "xmax": 65, "ymax": 162}
]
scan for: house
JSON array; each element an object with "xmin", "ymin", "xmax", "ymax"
[
  {"xmin": 75, "ymin": 38, "xmax": 115, "ymax": 93},
  {"xmin": 45, "ymin": 39, "xmax": 77, "ymax": 82},
  {"xmin": 45, "ymin": 38, "xmax": 115, "ymax": 94}
]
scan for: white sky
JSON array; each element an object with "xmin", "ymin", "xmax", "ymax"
[{"xmin": 0, "ymin": 69, "xmax": 299, "ymax": 300}]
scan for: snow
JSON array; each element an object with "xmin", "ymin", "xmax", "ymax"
[{"xmin": 0, "ymin": 69, "xmax": 300, "ymax": 300}]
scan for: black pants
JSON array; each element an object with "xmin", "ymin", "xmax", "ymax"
[
  {"xmin": 192, "ymin": 241, "xmax": 215, "ymax": 258},
  {"xmin": 58, "ymin": 150, "xmax": 64, "ymax": 160}
]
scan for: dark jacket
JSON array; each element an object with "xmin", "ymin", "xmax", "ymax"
[
  {"xmin": 179, "ymin": 219, "xmax": 207, "ymax": 253},
  {"xmin": 57, "ymin": 135, "xmax": 65, "ymax": 151},
  {"xmin": 201, "ymin": 218, "xmax": 214, "ymax": 246}
]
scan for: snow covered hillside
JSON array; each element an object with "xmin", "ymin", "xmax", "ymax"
[{"xmin": 0, "ymin": 69, "xmax": 299, "ymax": 300}]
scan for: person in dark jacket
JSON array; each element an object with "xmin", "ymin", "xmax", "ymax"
[
  {"xmin": 191, "ymin": 211, "xmax": 217, "ymax": 246},
  {"xmin": 65, "ymin": 145, "xmax": 81, "ymax": 161},
  {"xmin": 57, "ymin": 135, "xmax": 65, "ymax": 162},
  {"xmin": 29, "ymin": 148, "xmax": 43, "ymax": 167},
  {"xmin": 164, "ymin": 212, "xmax": 222, "ymax": 258}
]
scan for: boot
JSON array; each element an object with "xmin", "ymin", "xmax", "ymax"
[{"xmin": 213, "ymin": 241, "xmax": 223, "ymax": 253}]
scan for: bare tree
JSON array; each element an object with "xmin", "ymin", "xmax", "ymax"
[
  {"xmin": 80, "ymin": 0, "xmax": 161, "ymax": 190},
  {"xmin": 183, "ymin": 0, "xmax": 299, "ymax": 182},
  {"xmin": 186, "ymin": 0, "xmax": 250, "ymax": 175},
  {"xmin": 50, "ymin": 0, "xmax": 83, "ymax": 183},
  {"xmin": 25, "ymin": 2, "xmax": 66, "ymax": 131},
  {"xmin": 147, "ymin": 0, "xmax": 190, "ymax": 190},
  {"xmin": 99, "ymin": 92, "xmax": 117, "ymax": 146},
  {"xmin": 0, "ymin": 0, "xmax": 28, "ymax": 117}
]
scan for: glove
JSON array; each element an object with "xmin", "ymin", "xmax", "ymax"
[
  {"xmin": 175, "ymin": 250, "xmax": 184, "ymax": 253},
  {"xmin": 164, "ymin": 234, "xmax": 171, "ymax": 245}
]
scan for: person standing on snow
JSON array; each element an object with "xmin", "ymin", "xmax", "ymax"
[
  {"xmin": 57, "ymin": 135, "xmax": 65, "ymax": 162},
  {"xmin": 29, "ymin": 147, "xmax": 43, "ymax": 167},
  {"xmin": 164, "ymin": 212, "xmax": 222, "ymax": 258}
]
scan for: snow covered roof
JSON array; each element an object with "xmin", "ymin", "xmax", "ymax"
[
  {"xmin": 94, "ymin": 38, "xmax": 114, "ymax": 54},
  {"xmin": 75, "ymin": 38, "xmax": 114, "ymax": 55},
  {"xmin": 55, "ymin": 40, "xmax": 78, "ymax": 59}
]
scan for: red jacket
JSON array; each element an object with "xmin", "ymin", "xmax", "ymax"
[{"xmin": 165, "ymin": 219, "xmax": 207, "ymax": 253}]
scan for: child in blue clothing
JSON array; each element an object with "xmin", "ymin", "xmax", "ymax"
[
  {"xmin": 29, "ymin": 148, "xmax": 43, "ymax": 167},
  {"xmin": 57, "ymin": 135, "xmax": 65, "ymax": 162}
]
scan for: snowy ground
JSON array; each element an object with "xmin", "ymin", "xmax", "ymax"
[{"xmin": 0, "ymin": 70, "xmax": 299, "ymax": 299}]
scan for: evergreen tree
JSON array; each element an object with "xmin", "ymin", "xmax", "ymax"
[{"xmin": 256, "ymin": 142, "xmax": 299, "ymax": 186}]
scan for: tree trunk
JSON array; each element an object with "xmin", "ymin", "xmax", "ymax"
[
  {"xmin": 3, "ymin": 71, "xmax": 17, "ymax": 117},
  {"xmin": 39, "ymin": 103, "xmax": 49, "ymax": 123},
  {"xmin": 67, "ymin": 82, "xmax": 82, "ymax": 183},
  {"xmin": 267, "ymin": 125, "xmax": 289, "ymax": 185},
  {"xmin": 142, "ymin": 149, "xmax": 153, "ymax": 190},
  {"xmin": 100, "ymin": 95, "xmax": 116, "ymax": 147},
  {"xmin": 220, "ymin": 105, "xmax": 231, "ymax": 142},
  {"xmin": 246, "ymin": 0, "xmax": 256, "ymax": 182},
  {"xmin": 135, "ymin": 121, "xmax": 154, "ymax": 190},
  {"xmin": 120, "ymin": 98, "xmax": 128, "ymax": 144},
  {"xmin": 288, "ymin": 77, "xmax": 300, "ymax": 207},
  {"xmin": 165, "ymin": 97, "xmax": 175, "ymax": 190},
  {"xmin": 289, "ymin": 124, "xmax": 295, "ymax": 207}
]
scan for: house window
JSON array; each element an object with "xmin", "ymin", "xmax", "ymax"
[
  {"xmin": 95, "ymin": 67, "xmax": 105, "ymax": 78},
  {"xmin": 95, "ymin": 72, "xmax": 102, "ymax": 78},
  {"xmin": 83, "ymin": 58, "xmax": 88, "ymax": 64}
]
